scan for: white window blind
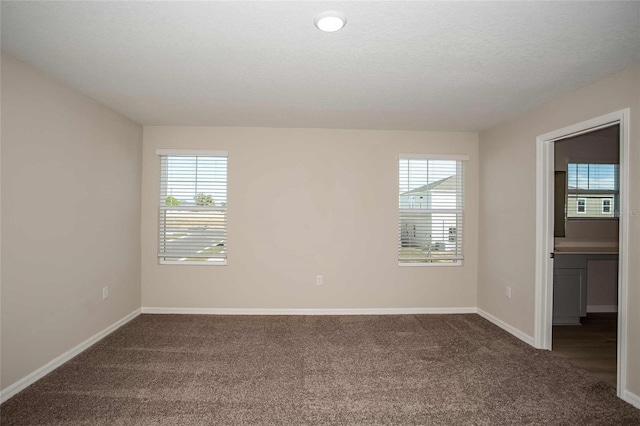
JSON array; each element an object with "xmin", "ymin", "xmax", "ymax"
[
  {"xmin": 399, "ymin": 156, "xmax": 465, "ymax": 264},
  {"xmin": 158, "ymin": 152, "xmax": 228, "ymax": 263}
]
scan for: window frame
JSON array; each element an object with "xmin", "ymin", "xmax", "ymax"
[
  {"xmin": 602, "ymin": 197, "xmax": 613, "ymax": 214},
  {"xmin": 576, "ymin": 198, "xmax": 587, "ymax": 214},
  {"xmin": 157, "ymin": 149, "xmax": 228, "ymax": 266},
  {"xmin": 398, "ymin": 153, "xmax": 468, "ymax": 267},
  {"xmin": 567, "ymin": 162, "xmax": 619, "ymax": 220}
]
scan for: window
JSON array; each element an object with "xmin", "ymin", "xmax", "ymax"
[
  {"xmin": 398, "ymin": 155, "xmax": 466, "ymax": 264},
  {"xmin": 567, "ymin": 163, "xmax": 619, "ymax": 219},
  {"xmin": 157, "ymin": 150, "xmax": 228, "ymax": 264},
  {"xmin": 448, "ymin": 227, "xmax": 457, "ymax": 243}
]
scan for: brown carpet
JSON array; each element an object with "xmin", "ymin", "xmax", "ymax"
[{"xmin": 1, "ymin": 314, "xmax": 639, "ymax": 425}]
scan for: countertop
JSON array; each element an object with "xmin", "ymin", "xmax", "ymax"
[{"xmin": 554, "ymin": 238, "xmax": 618, "ymax": 255}]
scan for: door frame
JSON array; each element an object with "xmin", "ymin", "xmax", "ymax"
[{"xmin": 534, "ymin": 109, "xmax": 630, "ymax": 397}]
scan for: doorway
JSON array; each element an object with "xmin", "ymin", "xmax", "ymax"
[
  {"xmin": 551, "ymin": 125, "xmax": 619, "ymax": 388},
  {"xmin": 534, "ymin": 109, "xmax": 630, "ymax": 399}
]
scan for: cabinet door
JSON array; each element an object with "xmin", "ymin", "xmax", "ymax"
[{"xmin": 553, "ymin": 268, "xmax": 585, "ymax": 325}]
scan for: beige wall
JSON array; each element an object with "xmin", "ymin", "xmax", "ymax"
[
  {"xmin": 142, "ymin": 127, "xmax": 479, "ymax": 310},
  {"xmin": 0, "ymin": 55, "xmax": 142, "ymax": 389},
  {"xmin": 478, "ymin": 64, "xmax": 640, "ymax": 395}
]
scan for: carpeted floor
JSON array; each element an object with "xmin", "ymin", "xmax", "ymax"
[{"xmin": 1, "ymin": 314, "xmax": 639, "ymax": 425}]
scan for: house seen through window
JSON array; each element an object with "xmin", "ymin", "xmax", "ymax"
[
  {"xmin": 398, "ymin": 155, "xmax": 466, "ymax": 264},
  {"xmin": 157, "ymin": 150, "xmax": 228, "ymax": 264}
]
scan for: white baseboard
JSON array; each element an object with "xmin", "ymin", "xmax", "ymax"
[
  {"xmin": 0, "ymin": 308, "xmax": 141, "ymax": 404},
  {"xmin": 477, "ymin": 308, "xmax": 535, "ymax": 347},
  {"xmin": 623, "ymin": 390, "xmax": 640, "ymax": 410},
  {"xmin": 587, "ymin": 305, "xmax": 618, "ymax": 313},
  {"xmin": 141, "ymin": 306, "xmax": 478, "ymax": 315}
]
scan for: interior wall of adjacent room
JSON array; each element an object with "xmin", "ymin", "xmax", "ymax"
[
  {"xmin": 141, "ymin": 127, "xmax": 479, "ymax": 310},
  {"xmin": 478, "ymin": 63, "xmax": 640, "ymax": 396},
  {"xmin": 554, "ymin": 126, "xmax": 619, "ymax": 241},
  {"xmin": 0, "ymin": 54, "xmax": 143, "ymax": 390}
]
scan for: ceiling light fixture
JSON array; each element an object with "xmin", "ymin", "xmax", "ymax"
[{"xmin": 314, "ymin": 11, "xmax": 346, "ymax": 32}]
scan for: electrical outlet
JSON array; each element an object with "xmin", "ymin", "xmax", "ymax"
[
  {"xmin": 505, "ymin": 286, "xmax": 512, "ymax": 299},
  {"xmin": 316, "ymin": 275, "xmax": 323, "ymax": 285},
  {"xmin": 103, "ymin": 286, "xmax": 109, "ymax": 300}
]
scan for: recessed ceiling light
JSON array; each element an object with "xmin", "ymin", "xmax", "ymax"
[{"xmin": 314, "ymin": 11, "xmax": 346, "ymax": 32}]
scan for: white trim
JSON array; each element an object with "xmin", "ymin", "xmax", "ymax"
[
  {"xmin": 159, "ymin": 259, "xmax": 227, "ymax": 266},
  {"xmin": 622, "ymin": 390, "xmax": 640, "ymax": 410},
  {"xmin": 0, "ymin": 309, "xmax": 141, "ymax": 404},
  {"xmin": 536, "ymin": 110, "xmax": 625, "ymax": 142},
  {"xmin": 587, "ymin": 305, "xmax": 618, "ymax": 313},
  {"xmin": 141, "ymin": 307, "xmax": 478, "ymax": 315},
  {"xmin": 156, "ymin": 149, "xmax": 227, "ymax": 156},
  {"xmin": 477, "ymin": 309, "xmax": 535, "ymax": 346},
  {"xmin": 553, "ymin": 121, "xmax": 619, "ymax": 140},
  {"xmin": 617, "ymin": 109, "xmax": 630, "ymax": 396},
  {"xmin": 576, "ymin": 197, "xmax": 587, "ymax": 214},
  {"xmin": 534, "ymin": 132, "xmax": 555, "ymax": 350},
  {"xmin": 398, "ymin": 153, "xmax": 470, "ymax": 161},
  {"xmin": 398, "ymin": 261, "xmax": 462, "ymax": 267},
  {"xmin": 535, "ymin": 108, "xmax": 630, "ymax": 400}
]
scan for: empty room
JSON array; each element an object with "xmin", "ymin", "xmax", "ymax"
[{"xmin": 1, "ymin": 1, "xmax": 640, "ymax": 424}]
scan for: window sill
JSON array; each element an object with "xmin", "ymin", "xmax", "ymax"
[
  {"xmin": 398, "ymin": 261, "xmax": 462, "ymax": 267},
  {"xmin": 159, "ymin": 259, "xmax": 227, "ymax": 266},
  {"xmin": 566, "ymin": 217, "xmax": 619, "ymax": 221}
]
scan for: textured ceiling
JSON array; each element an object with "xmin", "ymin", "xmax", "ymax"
[{"xmin": 2, "ymin": 1, "xmax": 639, "ymax": 131}]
